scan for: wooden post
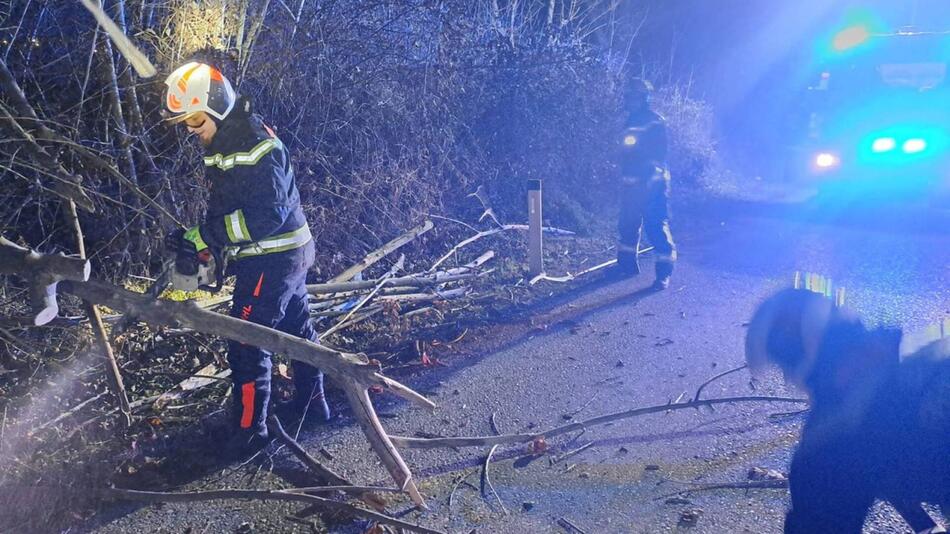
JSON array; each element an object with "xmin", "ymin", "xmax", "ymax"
[{"xmin": 527, "ymin": 179, "xmax": 543, "ymax": 275}]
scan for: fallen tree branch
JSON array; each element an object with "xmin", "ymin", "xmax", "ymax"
[
  {"xmin": 330, "ymin": 220, "xmax": 433, "ymax": 283},
  {"xmin": 339, "ymin": 375, "xmax": 427, "ymax": 508},
  {"xmin": 308, "ymin": 272, "xmax": 476, "ymax": 295},
  {"xmin": 99, "ymin": 487, "xmax": 444, "ymax": 534},
  {"xmin": 64, "ymin": 200, "xmax": 132, "ymax": 425},
  {"xmin": 44, "ymin": 277, "xmax": 433, "ymax": 505},
  {"xmin": 0, "ymin": 236, "xmax": 90, "ymax": 325},
  {"xmin": 529, "ymin": 247, "xmax": 654, "ymax": 285},
  {"xmin": 320, "ymin": 256, "xmax": 404, "ymax": 340},
  {"xmin": 267, "ymin": 415, "xmax": 352, "ymax": 487},
  {"xmin": 428, "ymin": 225, "xmax": 574, "ymax": 272},
  {"xmin": 389, "ymin": 396, "xmax": 807, "ymax": 449}
]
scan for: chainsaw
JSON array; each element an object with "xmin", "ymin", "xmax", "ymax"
[{"xmin": 162, "ymin": 233, "xmax": 226, "ymax": 293}]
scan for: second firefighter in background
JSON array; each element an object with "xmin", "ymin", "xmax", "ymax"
[{"xmin": 616, "ymin": 79, "xmax": 677, "ymax": 290}]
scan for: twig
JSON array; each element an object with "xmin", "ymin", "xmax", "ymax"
[
  {"xmin": 281, "ymin": 485, "xmax": 401, "ymax": 495},
  {"xmin": 663, "ymin": 479, "xmax": 789, "ymax": 497},
  {"xmin": 373, "ymin": 374, "xmax": 438, "ymax": 410},
  {"xmin": 28, "ymin": 391, "xmax": 106, "ymax": 436},
  {"xmin": 568, "ymin": 391, "xmax": 600, "ymax": 417},
  {"xmin": 447, "ymin": 469, "xmax": 476, "ymax": 509},
  {"xmin": 489, "ymin": 411, "xmax": 501, "ymax": 436},
  {"xmin": 552, "ymin": 442, "xmax": 594, "ymax": 464},
  {"xmin": 480, "ymin": 444, "xmax": 507, "ymax": 515},
  {"xmin": 100, "ymin": 487, "xmax": 444, "ymax": 534},
  {"xmin": 389, "ymin": 396, "xmax": 807, "ymax": 449},
  {"xmin": 0, "ymin": 405, "xmax": 7, "ymax": 453},
  {"xmin": 320, "ymin": 255, "xmax": 404, "ymax": 340},
  {"xmin": 267, "ymin": 415, "xmax": 351, "ymax": 487},
  {"xmin": 693, "ymin": 364, "xmax": 747, "ymax": 402},
  {"xmin": 557, "ymin": 517, "xmax": 588, "ymax": 533}
]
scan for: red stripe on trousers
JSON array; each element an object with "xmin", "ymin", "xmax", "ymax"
[
  {"xmin": 240, "ymin": 382, "xmax": 256, "ymax": 429},
  {"xmin": 252, "ymin": 273, "xmax": 264, "ymax": 297}
]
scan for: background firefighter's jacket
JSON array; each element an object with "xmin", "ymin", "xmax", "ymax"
[
  {"xmin": 619, "ymin": 108, "xmax": 668, "ymax": 179},
  {"xmin": 196, "ymin": 100, "xmax": 309, "ymax": 259}
]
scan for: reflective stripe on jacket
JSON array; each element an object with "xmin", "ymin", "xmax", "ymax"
[{"xmin": 197, "ymin": 102, "xmax": 310, "ymax": 259}]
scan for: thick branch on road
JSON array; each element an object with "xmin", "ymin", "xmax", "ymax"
[
  {"xmin": 0, "ymin": 237, "xmax": 91, "ymax": 325},
  {"xmin": 36, "ymin": 276, "xmax": 436, "ymax": 505},
  {"xmin": 389, "ymin": 396, "xmax": 807, "ymax": 449},
  {"xmin": 99, "ymin": 487, "xmax": 444, "ymax": 534}
]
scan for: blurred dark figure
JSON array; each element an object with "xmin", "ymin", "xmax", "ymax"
[
  {"xmin": 746, "ymin": 289, "xmax": 949, "ymax": 533},
  {"xmin": 615, "ymin": 79, "xmax": 677, "ymax": 290}
]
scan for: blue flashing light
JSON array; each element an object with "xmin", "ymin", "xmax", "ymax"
[
  {"xmin": 832, "ymin": 25, "xmax": 871, "ymax": 52},
  {"xmin": 903, "ymin": 139, "xmax": 927, "ymax": 154},
  {"xmin": 871, "ymin": 137, "xmax": 897, "ymax": 153}
]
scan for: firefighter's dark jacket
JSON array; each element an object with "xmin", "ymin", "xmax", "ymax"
[
  {"xmin": 619, "ymin": 109, "xmax": 668, "ymax": 178},
  {"xmin": 197, "ymin": 99, "xmax": 309, "ymax": 259}
]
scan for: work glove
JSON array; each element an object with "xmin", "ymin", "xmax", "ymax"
[
  {"xmin": 183, "ymin": 225, "xmax": 209, "ymax": 254},
  {"xmin": 165, "ymin": 227, "xmax": 211, "ymax": 277}
]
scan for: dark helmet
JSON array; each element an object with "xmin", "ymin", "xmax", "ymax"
[
  {"xmin": 745, "ymin": 288, "xmax": 863, "ymax": 389},
  {"xmin": 624, "ymin": 78, "xmax": 654, "ymax": 107}
]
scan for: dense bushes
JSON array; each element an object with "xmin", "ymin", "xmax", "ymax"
[{"xmin": 0, "ymin": 0, "xmax": 717, "ymax": 280}]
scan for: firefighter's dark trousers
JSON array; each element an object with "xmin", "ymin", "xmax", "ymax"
[
  {"xmin": 227, "ymin": 240, "xmax": 322, "ymax": 439},
  {"xmin": 617, "ymin": 168, "xmax": 677, "ymax": 279}
]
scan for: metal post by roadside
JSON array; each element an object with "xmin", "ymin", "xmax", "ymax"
[{"xmin": 527, "ymin": 179, "xmax": 543, "ymax": 275}]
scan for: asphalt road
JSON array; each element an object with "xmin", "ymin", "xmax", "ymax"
[{"xmin": 85, "ymin": 197, "xmax": 950, "ymax": 534}]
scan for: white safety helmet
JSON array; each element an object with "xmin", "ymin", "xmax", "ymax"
[
  {"xmin": 745, "ymin": 288, "xmax": 847, "ymax": 389},
  {"xmin": 164, "ymin": 62, "xmax": 236, "ymax": 123}
]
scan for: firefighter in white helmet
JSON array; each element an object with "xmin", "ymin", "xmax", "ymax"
[
  {"xmin": 746, "ymin": 288, "xmax": 949, "ymax": 533},
  {"xmin": 164, "ymin": 61, "xmax": 330, "ymax": 457}
]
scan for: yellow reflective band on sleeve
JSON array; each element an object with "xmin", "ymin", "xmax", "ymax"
[
  {"xmin": 232, "ymin": 224, "xmax": 312, "ymax": 259},
  {"xmin": 204, "ymin": 138, "xmax": 281, "ymax": 171},
  {"xmin": 224, "ymin": 209, "xmax": 251, "ymax": 243}
]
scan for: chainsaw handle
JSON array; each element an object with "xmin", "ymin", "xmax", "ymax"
[{"xmin": 197, "ymin": 247, "xmax": 226, "ymax": 294}]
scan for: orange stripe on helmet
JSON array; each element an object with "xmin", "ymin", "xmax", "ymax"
[
  {"xmin": 209, "ymin": 68, "xmax": 223, "ymax": 82},
  {"xmin": 167, "ymin": 93, "xmax": 182, "ymax": 110}
]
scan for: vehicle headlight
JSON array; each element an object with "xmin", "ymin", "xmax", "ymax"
[
  {"xmin": 902, "ymin": 138, "xmax": 927, "ymax": 154},
  {"xmin": 815, "ymin": 152, "xmax": 839, "ymax": 168},
  {"xmin": 623, "ymin": 134, "xmax": 638, "ymax": 147},
  {"xmin": 871, "ymin": 137, "xmax": 896, "ymax": 153}
]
